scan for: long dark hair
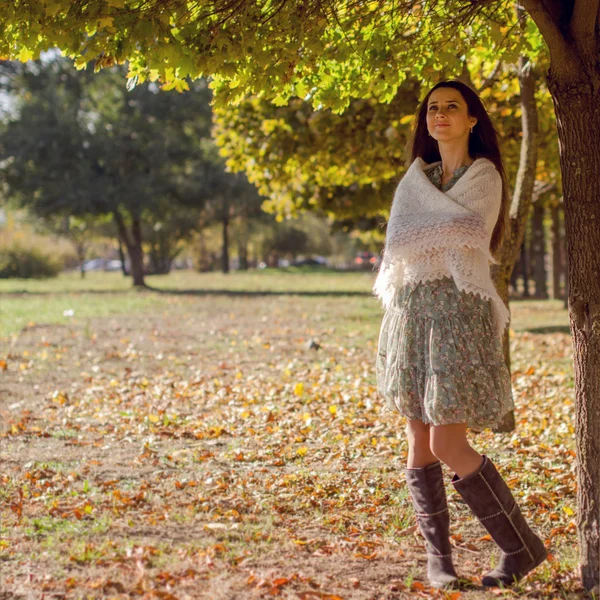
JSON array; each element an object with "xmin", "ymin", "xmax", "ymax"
[{"xmin": 406, "ymin": 80, "xmax": 510, "ymax": 256}]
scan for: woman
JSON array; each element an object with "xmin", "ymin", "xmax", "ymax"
[{"xmin": 374, "ymin": 80, "xmax": 548, "ymax": 590}]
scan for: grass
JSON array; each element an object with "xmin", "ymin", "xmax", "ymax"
[
  {"xmin": 0, "ymin": 268, "xmax": 376, "ymax": 338},
  {"xmin": 0, "ymin": 269, "xmax": 570, "ymax": 339},
  {"xmin": 0, "ymin": 266, "xmax": 374, "ymax": 293}
]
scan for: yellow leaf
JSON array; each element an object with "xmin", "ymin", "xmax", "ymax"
[
  {"xmin": 235, "ymin": 371, "xmax": 243, "ymax": 379},
  {"xmin": 294, "ymin": 382, "xmax": 304, "ymax": 396},
  {"xmin": 97, "ymin": 17, "xmax": 114, "ymax": 29},
  {"xmin": 329, "ymin": 405, "xmax": 337, "ymax": 415},
  {"xmin": 44, "ymin": 2, "xmax": 63, "ymax": 17},
  {"xmin": 148, "ymin": 414, "xmax": 160, "ymax": 423},
  {"xmin": 562, "ymin": 506, "xmax": 574, "ymax": 516},
  {"xmin": 296, "ymin": 446, "xmax": 308, "ymax": 457}
]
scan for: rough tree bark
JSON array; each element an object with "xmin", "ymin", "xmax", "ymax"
[{"xmin": 522, "ymin": 0, "xmax": 600, "ymax": 590}]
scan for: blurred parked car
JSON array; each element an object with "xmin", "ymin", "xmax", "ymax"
[
  {"xmin": 83, "ymin": 258, "xmax": 123, "ymax": 272},
  {"xmin": 291, "ymin": 256, "xmax": 328, "ymax": 266},
  {"xmin": 354, "ymin": 252, "xmax": 380, "ymax": 269}
]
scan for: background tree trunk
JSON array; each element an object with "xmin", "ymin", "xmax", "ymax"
[
  {"xmin": 113, "ymin": 210, "xmax": 146, "ymax": 286},
  {"xmin": 490, "ymin": 48, "xmax": 539, "ymax": 433},
  {"xmin": 222, "ymin": 214, "xmax": 230, "ymax": 274},
  {"xmin": 530, "ymin": 198, "xmax": 548, "ymax": 299},
  {"xmin": 550, "ymin": 199, "xmax": 564, "ymax": 300},
  {"xmin": 237, "ymin": 211, "xmax": 249, "ymax": 271},
  {"xmin": 563, "ymin": 243, "xmax": 569, "ymax": 310},
  {"xmin": 517, "ymin": 240, "xmax": 531, "ymax": 298},
  {"xmin": 521, "ymin": 227, "xmax": 531, "ymax": 298},
  {"xmin": 509, "ymin": 250, "xmax": 520, "ymax": 294},
  {"xmin": 117, "ymin": 238, "xmax": 128, "ymax": 276},
  {"xmin": 77, "ymin": 245, "xmax": 86, "ymax": 279}
]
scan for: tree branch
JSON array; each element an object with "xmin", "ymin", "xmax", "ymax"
[
  {"xmin": 520, "ymin": 0, "xmax": 570, "ymax": 59},
  {"xmin": 570, "ymin": 0, "xmax": 600, "ymax": 58},
  {"xmin": 478, "ymin": 59, "xmax": 503, "ymax": 93}
]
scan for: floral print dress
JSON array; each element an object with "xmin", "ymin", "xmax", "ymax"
[{"xmin": 375, "ymin": 162, "xmax": 514, "ymax": 432}]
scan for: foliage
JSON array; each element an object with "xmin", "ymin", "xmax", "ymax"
[
  {"xmin": 0, "ymin": 57, "xmax": 213, "ymax": 220},
  {"xmin": 0, "ymin": 3, "xmax": 558, "ymax": 233},
  {"xmin": 0, "ymin": 2, "xmax": 548, "ymax": 113},
  {"xmin": 142, "ymin": 203, "xmax": 198, "ymax": 275},
  {"xmin": 212, "ymin": 59, "xmax": 559, "ymax": 224},
  {"xmin": 0, "ymin": 56, "xmax": 247, "ymax": 283},
  {"xmin": 0, "ymin": 241, "xmax": 62, "ymax": 278}
]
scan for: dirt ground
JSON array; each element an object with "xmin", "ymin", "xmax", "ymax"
[{"xmin": 0, "ymin": 290, "xmax": 585, "ymax": 599}]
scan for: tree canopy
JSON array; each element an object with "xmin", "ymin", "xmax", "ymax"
[
  {"xmin": 0, "ymin": 1, "xmax": 545, "ymax": 111},
  {"xmin": 212, "ymin": 63, "xmax": 559, "ymax": 223}
]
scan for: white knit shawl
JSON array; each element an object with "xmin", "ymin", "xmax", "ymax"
[{"xmin": 373, "ymin": 156, "xmax": 510, "ymax": 339}]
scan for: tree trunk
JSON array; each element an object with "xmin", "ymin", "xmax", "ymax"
[
  {"xmin": 490, "ymin": 47, "xmax": 539, "ymax": 433},
  {"xmin": 530, "ymin": 199, "xmax": 548, "ymax": 298},
  {"xmin": 129, "ymin": 216, "xmax": 146, "ymax": 286},
  {"xmin": 239, "ymin": 241, "xmax": 248, "ymax": 270},
  {"xmin": 563, "ymin": 240, "xmax": 569, "ymax": 310},
  {"xmin": 78, "ymin": 245, "xmax": 86, "ymax": 279},
  {"xmin": 550, "ymin": 200, "xmax": 564, "ymax": 300},
  {"xmin": 547, "ymin": 76, "xmax": 600, "ymax": 592},
  {"xmin": 509, "ymin": 250, "xmax": 520, "ymax": 295},
  {"xmin": 112, "ymin": 209, "xmax": 146, "ymax": 287},
  {"xmin": 511, "ymin": 241, "xmax": 527, "ymax": 297},
  {"xmin": 117, "ymin": 238, "xmax": 128, "ymax": 276},
  {"xmin": 196, "ymin": 231, "xmax": 210, "ymax": 272},
  {"xmin": 520, "ymin": 1, "xmax": 600, "ymax": 589},
  {"xmin": 237, "ymin": 215, "xmax": 249, "ymax": 271},
  {"xmin": 222, "ymin": 214, "xmax": 230, "ymax": 274},
  {"xmin": 522, "ymin": 228, "xmax": 531, "ymax": 297}
]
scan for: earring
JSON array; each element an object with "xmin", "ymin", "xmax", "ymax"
[{"xmin": 470, "ymin": 125, "xmax": 474, "ymax": 133}]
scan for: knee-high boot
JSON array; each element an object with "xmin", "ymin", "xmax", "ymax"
[
  {"xmin": 405, "ymin": 460, "xmax": 460, "ymax": 590},
  {"xmin": 451, "ymin": 454, "xmax": 548, "ymax": 587}
]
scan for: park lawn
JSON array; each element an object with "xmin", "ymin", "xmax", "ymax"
[
  {"xmin": 0, "ymin": 268, "xmax": 375, "ymax": 338},
  {"xmin": 0, "ymin": 270, "xmax": 582, "ymax": 599}
]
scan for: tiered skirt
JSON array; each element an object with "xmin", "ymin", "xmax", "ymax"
[{"xmin": 376, "ymin": 276, "xmax": 514, "ymax": 432}]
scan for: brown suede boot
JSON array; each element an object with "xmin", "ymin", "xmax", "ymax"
[
  {"xmin": 405, "ymin": 460, "xmax": 460, "ymax": 590},
  {"xmin": 451, "ymin": 454, "xmax": 548, "ymax": 587}
]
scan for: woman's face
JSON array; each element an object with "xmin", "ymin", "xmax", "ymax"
[{"xmin": 426, "ymin": 87, "xmax": 477, "ymax": 142}]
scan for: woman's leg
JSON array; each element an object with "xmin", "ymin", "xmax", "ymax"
[
  {"xmin": 429, "ymin": 423, "xmax": 548, "ymax": 587},
  {"xmin": 405, "ymin": 419, "xmax": 438, "ymax": 468},
  {"xmin": 429, "ymin": 422, "xmax": 483, "ymax": 477},
  {"xmin": 404, "ymin": 419, "xmax": 460, "ymax": 589}
]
